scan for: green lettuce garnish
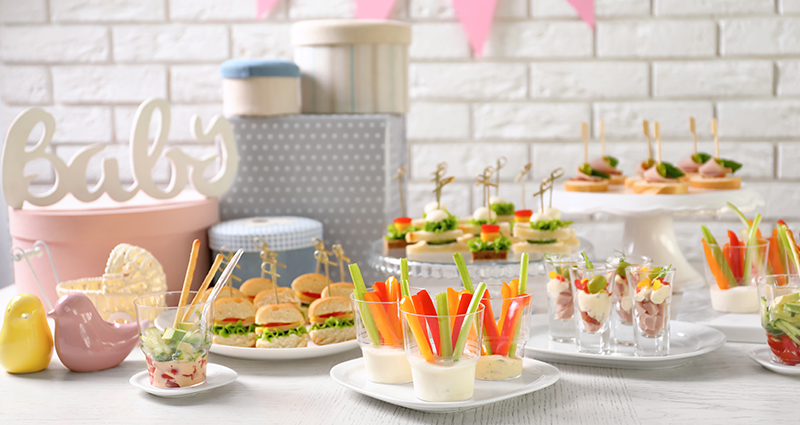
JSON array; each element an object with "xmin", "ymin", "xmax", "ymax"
[
  {"xmin": 656, "ymin": 162, "xmax": 686, "ymax": 178},
  {"xmin": 385, "ymin": 223, "xmax": 419, "ymax": 241},
  {"xmin": 604, "ymin": 156, "xmax": 619, "ymax": 168},
  {"xmin": 527, "ymin": 239, "xmax": 557, "ymax": 244},
  {"xmin": 259, "ymin": 325, "xmax": 308, "ymax": 342},
  {"xmin": 468, "ymin": 234, "xmax": 511, "ymax": 253},
  {"xmin": 310, "ymin": 317, "xmax": 355, "ymax": 331},
  {"xmin": 213, "ymin": 321, "xmax": 255, "ymax": 338},
  {"xmin": 467, "ymin": 218, "xmax": 496, "ymax": 226},
  {"xmin": 692, "ymin": 152, "xmax": 712, "ymax": 164},
  {"xmin": 717, "ymin": 158, "xmax": 742, "ymax": 174},
  {"xmin": 423, "ymin": 214, "xmax": 458, "ymax": 233},
  {"xmin": 530, "ymin": 219, "xmax": 573, "ymax": 231},
  {"xmin": 579, "ymin": 163, "xmax": 610, "ymax": 179},
  {"xmin": 490, "ymin": 202, "xmax": 515, "ymax": 216}
]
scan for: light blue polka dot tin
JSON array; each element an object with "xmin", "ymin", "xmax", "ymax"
[{"xmin": 208, "ymin": 216, "xmax": 323, "ymax": 287}]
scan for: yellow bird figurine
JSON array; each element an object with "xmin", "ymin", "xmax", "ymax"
[{"xmin": 0, "ymin": 293, "xmax": 53, "ymax": 374}]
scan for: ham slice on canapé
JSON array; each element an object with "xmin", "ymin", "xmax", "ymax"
[
  {"xmin": 677, "ymin": 156, "xmax": 702, "ymax": 173},
  {"xmin": 588, "ymin": 158, "xmax": 622, "ymax": 175},
  {"xmin": 643, "ymin": 165, "xmax": 675, "ymax": 183},
  {"xmin": 698, "ymin": 158, "xmax": 730, "ymax": 178}
]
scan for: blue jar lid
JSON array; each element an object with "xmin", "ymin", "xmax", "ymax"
[
  {"xmin": 208, "ymin": 216, "xmax": 323, "ymax": 252},
  {"xmin": 220, "ymin": 58, "xmax": 300, "ymax": 79}
]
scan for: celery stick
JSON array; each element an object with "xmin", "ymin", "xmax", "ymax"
[
  {"xmin": 453, "ymin": 253, "xmax": 475, "ymax": 293},
  {"xmin": 349, "ymin": 264, "xmax": 381, "ymax": 345},
  {"xmin": 508, "ymin": 254, "xmax": 529, "ymax": 359},
  {"xmin": 435, "ymin": 292, "xmax": 453, "ymax": 358},
  {"xmin": 701, "ymin": 225, "xmax": 737, "ymax": 288},
  {"xmin": 400, "ymin": 279, "xmax": 411, "ymax": 298},
  {"xmin": 452, "ymin": 283, "xmax": 487, "ymax": 361},
  {"xmin": 727, "ymin": 202, "xmax": 749, "ymax": 228},
  {"xmin": 742, "ymin": 214, "xmax": 762, "ymax": 283},
  {"xmin": 785, "ymin": 227, "xmax": 800, "ymax": 274},
  {"xmin": 401, "ymin": 258, "xmax": 409, "ymax": 285},
  {"xmin": 778, "ymin": 225, "xmax": 790, "ymax": 273}
]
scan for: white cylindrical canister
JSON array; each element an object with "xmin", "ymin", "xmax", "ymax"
[
  {"xmin": 221, "ymin": 58, "xmax": 301, "ymax": 117},
  {"xmin": 291, "ymin": 20, "xmax": 411, "ymax": 114}
]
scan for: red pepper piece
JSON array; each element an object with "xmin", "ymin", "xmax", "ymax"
[
  {"xmin": 479, "ymin": 290, "xmax": 501, "ymax": 355},
  {"xmin": 415, "ymin": 290, "xmax": 441, "ymax": 356},
  {"xmin": 451, "ymin": 293, "xmax": 472, "ymax": 349},
  {"xmin": 495, "ymin": 297, "xmax": 524, "ymax": 356},
  {"xmin": 728, "ymin": 230, "xmax": 742, "ymax": 281}
]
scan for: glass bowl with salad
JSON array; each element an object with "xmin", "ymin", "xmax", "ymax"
[
  {"xmin": 134, "ymin": 291, "xmax": 213, "ymax": 388},
  {"xmin": 756, "ymin": 275, "xmax": 800, "ymax": 366}
]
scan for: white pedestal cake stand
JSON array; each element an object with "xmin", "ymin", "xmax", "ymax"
[{"xmin": 551, "ymin": 186, "xmax": 764, "ymax": 292}]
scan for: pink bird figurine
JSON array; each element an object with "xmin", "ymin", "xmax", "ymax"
[{"xmin": 48, "ymin": 293, "xmax": 140, "ymax": 373}]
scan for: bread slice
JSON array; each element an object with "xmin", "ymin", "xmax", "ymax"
[
  {"xmin": 472, "ymin": 250, "xmax": 508, "ymax": 261},
  {"xmin": 513, "ymin": 225, "xmax": 574, "ymax": 241},
  {"xmin": 458, "ymin": 221, "xmax": 511, "ymax": 236},
  {"xmin": 310, "ymin": 326, "xmax": 356, "ymax": 345},
  {"xmin": 511, "ymin": 241, "xmax": 571, "ymax": 261},
  {"xmin": 405, "ymin": 229, "xmax": 463, "ymax": 243},
  {"xmin": 632, "ymin": 180, "xmax": 689, "ymax": 195},
  {"xmin": 689, "ymin": 176, "xmax": 741, "ymax": 190},
  {"xmin": 624, "ymin": 177, "xmax": 641, "ymax": 188},
  {"xmin": 609, "ymin": 175, "xmax": 626, "ymax": 185},
  {"xmin": 383, "ymin": 238, "xmax": 409, "ymax": 251},
  {"xmin": 406, "ymin": 240, "xmax": 472, "ymax": 263},
  {"xmin": 256, "ymin": 333, "xmax": 309, "ymax": 349},
  {"xmin": 212, "ymin": 333, "xmax": 256, "ymax": 347},
  {"xmin": 564, "ymin": 180, "xmax": 609, "ymax": 193}
]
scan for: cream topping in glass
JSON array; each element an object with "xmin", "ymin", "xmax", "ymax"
[
  {"xmin": 546, "ymin": 277, "xmax": 569, "ymax": 300},
  {"xmin": 577, "ymin": 291, "xmax": 612, "ymax": 322},
  {"xmin": 408, "ymin": 355, "xmax": 478, "ymax": 402},
  {"xmin": 361, "ymin": 345, "xmax": 412, "ymax": 384}
]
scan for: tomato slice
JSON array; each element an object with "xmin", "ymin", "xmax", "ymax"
[
  {"xmin": 220, "ymin": 318, "xmax": 244, "ymax": 324},
  {"xmin": 261, "ymin": 322, "xmax": 293, "ymax": 328},
  {"xmin": 302, "ymin": 291, "xmax": 321, "ymax": 299},
  {"xmin": 318, "ymin": 312, "xmax": 346, "ymax": 319}
]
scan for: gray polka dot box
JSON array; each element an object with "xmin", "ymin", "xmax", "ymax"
[{"xmin": 221, "ymin": 114, "xmax": 407, "ymax": 267}]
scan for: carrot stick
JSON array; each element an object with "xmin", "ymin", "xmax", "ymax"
[
  {"xmin": 364, "ymin": 292, "xmax": 401, "ymax": 345},
  {"xmin": 372, "ymin": 281, "xmax": 388, "ymax": 302},
  {"xmin": 480, "ymin": 290, "xmax": 500, "ymax": 355},
  {"xmin": 768, "ymin": 230, "xmax": 784, "ymax": 275},
  {"xmin": 497, "ymin": 282, "xmax": 512, "ymax": 331},
  {"xmin": 703, "ymin": 239, "xmax": 730, "ymax": 290},
  {"xmin": 450, "ymin": 293, "xmax": 472, "ymax": 348},
  {"xmin": 446, "ymin": 287, "xmax": 459, "ymax": 328},
  {"xmin": 400, "ymin": 297, "xmax": 433, "ymax": 362}
]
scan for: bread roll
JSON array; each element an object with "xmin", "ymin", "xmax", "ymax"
[
  {"xmin": 632, "ymin": 180, "xmax": 689, "ymax": 195},
  {"xmin": 321, "ymin": 282, "xmax": 355, "ymax": 299},
  {"xmin": 212, "ymin": 333, "xmax": 256, "ymax": 347},
  {"xmin": 254, "ymin": 287, "xmax": 301, "ymax": 309},
  {"xmin": 256, "ymin": 333, "xmax": 309, "ymax": 348},
  {"xmin": 564, "ymin": 180, "xmax": 609, "ymax": 193},
  {"xmin": 291, "ymin": 273, "xmax": 332, "ymax": 303},
  {"xmin": 214, "ymin": 297, "xmax": 255, "ymax": 324},
  {"xmin": 308, "ymin": 296, "xmax": 352, "ymax": 323},
  {"xmin": 240, "ymin": 277, "xmax": 275, "ymax": 299},
  {"xmin": 309, "ymin": 326, "xmax": 356, "ymax": 345},
  {"xmin": 255, "ymin": 303, "xmax": 305, "ymax": 329}
]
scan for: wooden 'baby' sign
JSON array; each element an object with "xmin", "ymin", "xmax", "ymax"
[{"xmin": 2, "ymin": 98, "xmax": 238, "ymax": 209}]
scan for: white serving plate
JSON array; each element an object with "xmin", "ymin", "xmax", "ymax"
[
  {"xmin": 330, "ymin": 357, "xmax": 560, "ymax": 413},
  {"xmin": 130, "ymin": 363, "xmax": 237, "ymax": 398},
  {"xmin": 525, "ymin": 317, "xmax": 726, "ymax": 369},
  {"xmin": 210, "ymin": 339, "xmax": 358, "ymax": 360},
  {"xmin": 748, "ymin": 347, "xmax": 800, "ymax": 376}
]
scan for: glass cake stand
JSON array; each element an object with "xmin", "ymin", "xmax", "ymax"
[{"xmin": 551, "ymin": 185, "xmax": 763, "ymax": 293}]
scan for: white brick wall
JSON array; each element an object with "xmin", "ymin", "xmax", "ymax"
[{"xmin": 1, "ymin": 0, "xmax": 800, "ymax": 279}]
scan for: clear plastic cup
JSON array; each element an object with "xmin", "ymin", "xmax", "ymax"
[
  {"xmin": 569, "ymin": 265, "xmax": 616, "ymax": 354},
  {"xmin": 134, "ymin": 291, "xmax": 212, "ymax": 388},
  {"xmin": 543, "ymin": 253, "xmax": 584, "ymax": 342},
  {"xmin": 755, "ymin": 274, "xmax": 800, "ymax": 366},
  {"xmin": 606, "ymin": 254, "xmax": 652, "ymax": 346},
  {"xmin": 402, "ymin": 306, "xmax": 484, "ymax": 402},
  {"xmin": 476, "ymin": 287, "xmax": 533, "ymax": 380},
  {"xmin": 352, "ymin": 291, "xmax": 412, "ymax": 384},
  {"xmin": 702, "ymin": 239, "xmax": 769, "ymax": 314},
  {"xmin": 626, "ymin": 266, "xmax": 675, "ymax": 357}
]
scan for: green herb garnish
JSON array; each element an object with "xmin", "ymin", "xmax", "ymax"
[
  {"xmin": 490, "ymin": 202, "xmax": 515, "ymax": 216},
  {"xmin": 423, "ymin": 214, "xmax": 458, "ymax": 233},
  {"xmin": 385, "ymin": 223, "xmax": 419, "ymax": 241},
  {"xmin": 692, "ymin": 152, "xmax": 712, "ymax": 164},
  {"xmin": 468, "ymin": 234, "xmax": 511, "ymax": 253},
  {"xmin": 641, "ymin": 158, "xmax": 656, "ymax": 170},
  {"xmin": 717, "ymin": 158, "xmax": 742, "ymax": 174},
  {"xmin": 309, "ymin": 316, "xmax": 354, "ymax": 331},
  {"xmin": 581, "ymin": 252, "xmax": 593, "ymax": 269},
  {"xmin": 427, "ymin": 240, "xmax": 457, "ymax": 246},
  {"xmin": 656, "ymin": 162, "xmax": 686, "ymax": 178},
  {"xmin": 579, "ymin": 163, "xmax": 610, "ymax": 179},
  {"xmin": 212, "ymin": 321, "xmax": 255, "ymax": 338},
  {"xmin": 604, "ymin": 156, "xmax": 619, "ymax": 168}
]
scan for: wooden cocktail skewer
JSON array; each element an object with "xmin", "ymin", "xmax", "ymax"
[
  {"xmin": 174, "ymin": 239, "xmax": 200, "ymax": 328},
  {"xmin": 514, "ymin": 163, "xmax": 532, "ymax": 210},
  {"xmin": 429, "ymin": 162, "xmax": 449, "ymax": 210},
  {"xmin": 263, "ymin": 250, "xmax": 286, "ymax": 302},
  {"xmin": 690, "ymin": 117, "xmax": 697, "ymax": 155},
  {"xmin": 533, "ymin": 180, "xmax": 549, "ymax": 213},
  {"xmin": 311, "ymin": 238, "xmax": 332, "ymax": 274},
  {"xmin": 654, "ymin": 122, "xmax": 662, "ymax": 164},
  {"xmin": 711, "ymin": 118, "xmax": 719, "ymax": 158},
  {"xmin": 475, "ymin": 166, "xmax": 496, "ymax": 212},
  {"xmin": 581, "ymin": 122, "xmax": 589, "ymax": 163},
  {"xmin": 392, "ymin": 166, "xmax": 406, "ymax": 216},
  {"xmin": 600, "ymin": 119, "xmax": 606, "ymax": 157},
  {"xmin": 494, "ymin": 157, "xmax": 507, "ymax": 195},
  {"xmin": 548, "ymin": 168, "xmax": 564, "ymax": 208},
  {"xmin": 181, "ymin": 254, "xmax": 223, "ymax": 322},
  {"xmin": 218, "ymin": 246, "xmax": 242, "ymax": 284},
  {"xmin": 314, "ymin": 250, "xmax": 337, "ymax": 295},
  {"xmin": 432, "ymin": 176, "xmax": 454, "ymax": 210},
  {"xmin": 331, "ymin": 244, "xmax": 350, "ymax": 283},
  {"xmin": 254, "ymin": 236, "xmax": 270, "ymax": 279},
  {"xmin": 201, "ymin": 249, "xmax": 244, "ymax": 319},
  {"xmin": 643, "ymin": 120, "xmax": 652, "ymax": 160}
]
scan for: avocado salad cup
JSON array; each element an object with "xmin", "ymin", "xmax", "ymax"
[{"xmin": 757, "ymin": 274, "xmax": 800, "ymax": 366}]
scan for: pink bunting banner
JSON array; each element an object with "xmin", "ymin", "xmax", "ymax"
[
  {"xmin": 451, "ymin": 0, "xmax": 499, "ymax": 58},
  {"xmin": 566, "ymin": 0, "xmax": 595, "ymax": 28},
  {"xmin": 355, "ymin": 0, "xmax": 397, "ymax": 19},
  {"xmin": 256, "ymin": 0, "xmax": 280, "ymax": 19}
]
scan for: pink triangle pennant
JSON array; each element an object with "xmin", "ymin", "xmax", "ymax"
[
  {"xmin": 355, "ymin": 0, "xmax": 397, "ymax": 19},
  {"xmin": 451, "ymin": 0, "xmax": 499, "ymax": 58},
  {"xmin": 256, "ymin": 0, "xmax": 281, "ymax": 19},
  {"xmin": 566, "ymin": 0, "xmax": 595, "ymax": 28}
]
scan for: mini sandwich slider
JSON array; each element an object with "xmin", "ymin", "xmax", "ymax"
[
  {"xmin": 212, "ymin": 297, "xmax": 257, "ymax": 347},
  {"xmin": 307, "ymin": 296, "xmax": 356, "ymax": 345},
  {"xmin": 200, "ymin": 285, "xmax": 245, "ymax": 302},
  {"xmin": 321, "ymin": 282, "xmax": 355, "ymax": 299},
  {"xmin": 239, "ymin": 277, "xmax": 275, "ymax": 300},
  {"xmin": 405, "ymin": 209, "xmax": 471, "ymax": 263},
  {"xmin": 291, "ymin": 273, "xmax": 333, "ymax": 309},
  {"xmin": 255, "ymin": 303, "xmax": 309, "ymax": 348},
  {"xmin": 253, "ymin": 287, "xmax": 301, "ymax": 310}
]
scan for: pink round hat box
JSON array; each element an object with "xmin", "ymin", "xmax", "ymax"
[{"xmin": 9, "ymin": 191, "xmax": 219, "ymax": 305}]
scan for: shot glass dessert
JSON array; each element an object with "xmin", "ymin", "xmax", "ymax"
[
  {"xmin": 475, "ymin": 281, "xmax": 533, "ymax": 380},
  {"xmin": 756, "ymin": 274, "xmax": 800, "ymax": 366},
  {"xmin": 134, "ymin": 291, "xmax": 212, "ymax": 388},
  {"xmin": 606, "ymin": 254, "xmax": 652, "ymax": 346},
  {"xmin": 400, "ymin": 286, "xmax": 486, "ymax": 402},
  {"xmin": 351, "ymin": 278, "xmax": 414, "ymax": 384},
  {"xmin": 626, "ymin": 266, "xmax": 675, "ymax": 357},
  {"xmin": 569, "ymin": 261, "xmax": 615, "ymax": 354},
  {"xmin": 543, "ymin": 253, "xmax": 584, "ymax": 342}
]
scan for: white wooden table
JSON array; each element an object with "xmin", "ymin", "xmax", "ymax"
[{"xmin": 0, "ymin": 285, "xmax": 795, "ymax": 425}]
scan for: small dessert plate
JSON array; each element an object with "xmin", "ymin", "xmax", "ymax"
[
  {"xmin": 748, "ymin": 347, "xmax": 800, "ymax": 376},
  {"xmin": 525, "ymin": 315, "xmax": 726, "ymax": 369},
  {"xmin": 330, "ymin": 357, "xmax": 560, "ymax": 413},
  {"xmin": 210, "ymin": 339, "xmax": 358, "ymax": 360},
  {"xmin": 130, "ymin": 363, "xmax": 238, "ymax": 398}
]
